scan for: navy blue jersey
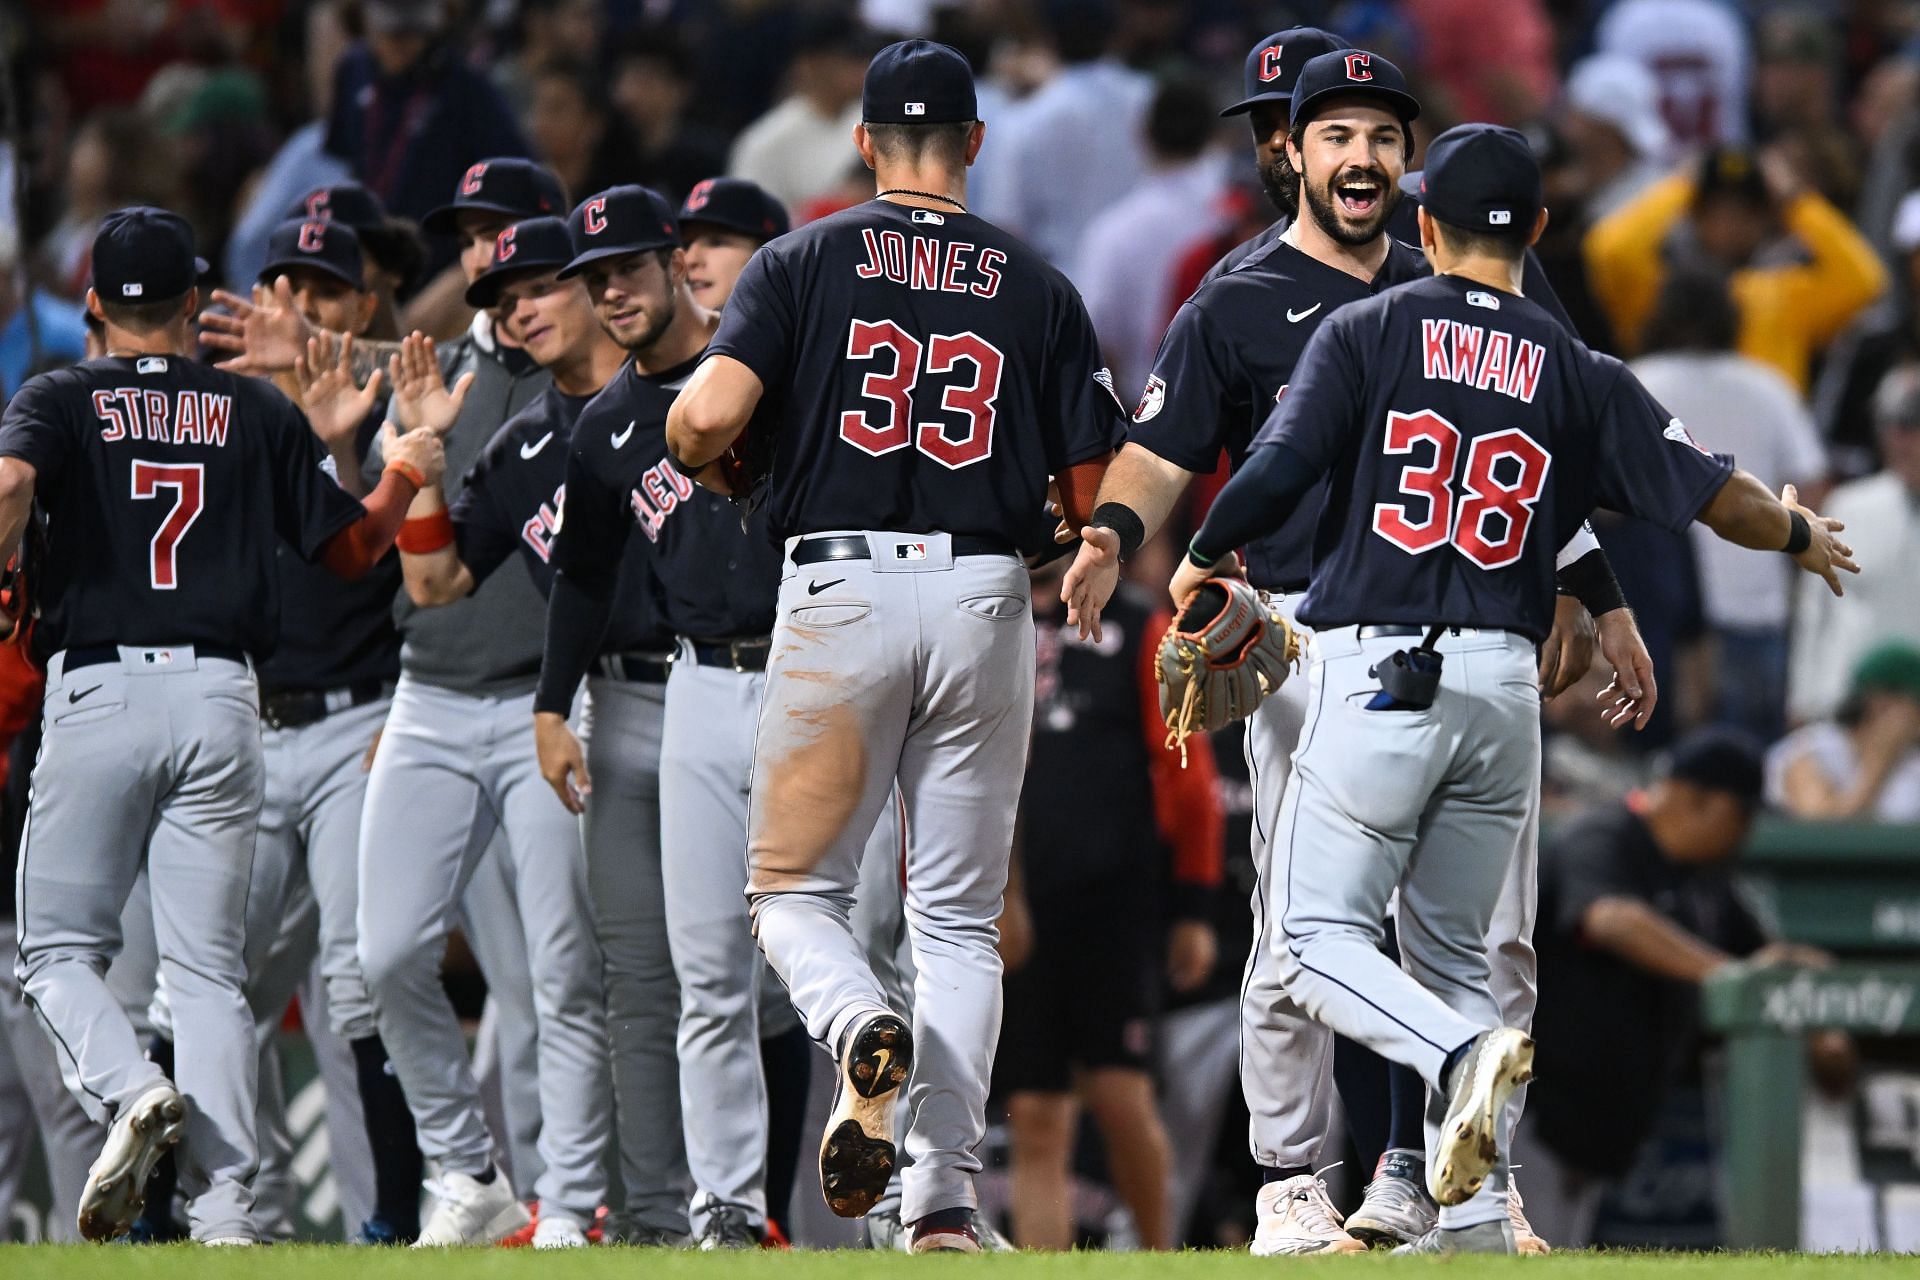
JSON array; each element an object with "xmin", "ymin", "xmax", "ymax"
[
  {"xmin": 558, "ymin": 357, "xmax": 779, "ymax": 640},
  {"xmin": 706, "ymin": 200, "xmax": 1124, "ymax": 552},
  {"xmin": 259, "ymin": 408, "xmax": 402, "ymax": 692},
  {"xmin": 1256, "ymin": 274, "xmax": 1734, "ymax": 639},
  {"xmin": 1132, "ymin": 237, "xmax": 1429, "ymax": 591},
  {"xmin": 0, "ymin": 355, "xmax": 363, "ymax": 660},
  {"xmin": 449, "ymin": 385, "xmax": 674, "ymax": 653}
]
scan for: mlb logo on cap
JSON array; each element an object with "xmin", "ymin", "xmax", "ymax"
[
  {"xmin": 123, "ymin": 283, "xmax": 143, "ymax": 297},
  {"xmin": 905, "ymin": 102, "xmax": 926, "ymax": 115}
]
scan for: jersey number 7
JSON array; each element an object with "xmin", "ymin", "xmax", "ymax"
[
  {"xmin": 839, "ymin": 319, "xmax": 1004, "ymax": 469},
  {"xmin": 1372, "ymin": 410, "xmax": 1550, "ymax": 570},
  {"xmin": 131, "ymin": 460, "xmax": 205, "ymax": 590}
]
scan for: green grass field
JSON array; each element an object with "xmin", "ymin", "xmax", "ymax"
[{"xmin": 2, "ymin": 1248, "xmax": 1916, "ymax": 1279}]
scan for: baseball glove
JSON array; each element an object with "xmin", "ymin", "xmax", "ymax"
[
  {"xmin": 715, "ymin": 420, "xmax": 774, "ymax": 515},
  {"xmin": 1157, "ymin": 578, "xmax": 1301, "ymax": 765}
]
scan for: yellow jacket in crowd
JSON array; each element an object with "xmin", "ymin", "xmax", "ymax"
[{"xmin": 1584, "ymin": 174, "xmax": 1887, "ymax": 392}]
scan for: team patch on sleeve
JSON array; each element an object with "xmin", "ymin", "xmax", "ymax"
[
  {"xmin": 1664, "ymin": 417, "xmax": 1710, "ymax": 454},
  {"xmin": 1135, "ymin": 374, "xmax": 1167, "ymax": 423},
  {"xmin": 1093, "ymin": 366, "xmax": 1126, "ymax": 412}
]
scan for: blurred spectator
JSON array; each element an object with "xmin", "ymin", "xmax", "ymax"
[
  {"xmin": 1584, "ymin": 145, "xmax": 1886, "ymax": 390},
  {"xmin": 1518, "ymin": 730, "xmax": 1828, "ymax": 1248},
  {"xmin": 1789, "ymin": 367, "xmax": 1920, "ymax": 723},
  {"xmin": 727, "ymin": 13, "xmax": 873, "ymax": 216},
  {"xmin": 522, "ymin": 60, "xmax": 643, "ymax": 206},
  {"xmin": 1631, "ymin": 267, "xmax": 1826, "ymax": 744},
  {"xmin": 609, "ymin": 27, "xmax": 731, "ymax": 204},
  {"xmin": 1769, "ymin": 643, "xmax": 1920, "ymax": 822},
  {"xmin": 998, "ymin": 566, "xmax": 1222, "ymax": 1251},
  {"xmin": 1559, "ymin": 54, "xmax": 1670, "ymax": 223},
  {"xmin": 1813, "ymin": 190, "xmax": 1920, "ymax": 475},
  {"xmin": 495, "ymin": 0, "xmax": 605, "ymax": 113},
  {"xmin": 0, "ymin": 226, "xmax": 87, "ymax": 401},
  {"xmin": 974, "ymin": 0, "xmax": 1152, "ymax": 276},
  {"xmin": 1752, "ymin": 7, "xmax": 1860, "ymax": 212},
  {"xmin": 1593, "ymin": 0, "xmax": 1751, "ymax": 150},
  {"xmin": 37, "ymin": 109, "xmax": 180, "ymax": 297},
  {"xmin": 1401, "ymin": 0, "xmax": 1558, "ymax": 126},
  {"xmin": 1075, "ymin": 77, "xmax": 1225, "ymax": 401},
  {"xmin": 322, "ymin": 0, "xmax": 531, "ymax": 238}
]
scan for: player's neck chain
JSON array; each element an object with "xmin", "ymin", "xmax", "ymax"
[{"xmin": 876, "ymin": 189, "xmax": 967, "ymax": 212}]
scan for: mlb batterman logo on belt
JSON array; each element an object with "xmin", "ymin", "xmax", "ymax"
[{"xmin": 1156, "ymin": 578, "xmax": 1301, "ymax": 765}]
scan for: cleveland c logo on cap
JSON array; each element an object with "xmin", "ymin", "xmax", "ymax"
[
  {"xmin": 1345, "ymin": 52, "xmax": 1373, "ymax": 80},
  {"xmin": 459, "ymin": 163, "xmax": 488, "ymax": 197},
  {"xmin": 1258, "ymin": 45, "xmax": 1284, "ymax": 82},
  {"xmin": 297, "ymin": 221, "xmax": 327, "ymax": 253},
  {"xmin": 583, "ymin": 197, "xmax": 608, "ymax": 235},
  {"xmin": 305, "ymin": 189, "xmax": 330, "ymax": 218},
  {"xmin": 495, "ymin": 225, "xmax": 518, "ymax": 261},
  {"xmin": 686, "ymin": 179, "xmax": 714, "ymax": 212}
]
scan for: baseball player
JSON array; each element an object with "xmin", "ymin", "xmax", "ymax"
[
  {"xmin": 390, "ymin": 213, "xmax": 662, "ymax": 1247},
  {"xmin": 664, "ymin": 40, "xmax": 1124, "ymax": 1252},
  {"xmin": 1060, "ymin": 43, "xmax": 1646, "ymax": 1254},
  {"xmin": 290, "ymin": 183, "xmax": 428, "ymax": 334},
  {"xmin": 0, "ymin": 206, "xmax": 445, "ymax": 1244},
  {"xmin": 533, "ymin": 183, "xmax": 906, "ymax": 1248},
  {"xmin": 679, "ymin": 178, "xmax": 791, "ymax": 312},
  {"xmin": 1172, "ymin": 123, "xmax": 1856, "ymax": 1254}
]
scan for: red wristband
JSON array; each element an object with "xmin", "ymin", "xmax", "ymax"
[
  {"xmin": 396, "ymin": 510, "xmax": 455, "ymax": 555},
  {"xmin": 385, "ymin": 458, "xmax": 426, "ymax": 490}
]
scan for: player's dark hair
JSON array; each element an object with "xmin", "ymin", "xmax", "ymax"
[
  {"xmin": 1145, "ymin": 77, "xmax": 1216, "ymax": 162},
  {"xmin": 1430, "ymin": 217, "xmax": 1529, "ymax": 262},
  {"xmin": 1641, "ymin": 264, "xmax": 1738, "ymax": 355},
  {"xmin": 97, "ymin": 293, "xmax": 190, "ymax": 333},
  {"xmin": 864, "ymin": 121, "xmax": 976, "ymax": 169}
]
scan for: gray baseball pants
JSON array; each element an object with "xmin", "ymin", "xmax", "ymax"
[
  {"xmin": 0, "ymin": 918, "xmax": 96, "ymax": 1241},
  {"xmin": 461, "ymin": 842, "xmax": 545, "ymax": 1194},
  {"xmin": 357, "ymin": 675, "xmax": 608, "ymax": 1219},
  {"xmin": 15, "ymin": 646, "xmax": 265, "ymax": 1240},
  {"xmin": 748, "ymin": 532, "xmax": 1033, "ymax": 1226}
]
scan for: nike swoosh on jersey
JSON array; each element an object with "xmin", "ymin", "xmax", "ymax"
[
  {"xmin": 1287, "ymin": 303, "xmax": 1322, "ymax": 323},
  {"xmin": 612, "ymin": 421, "xmax": 636, "ymax": 448},
  {"xmin": 519, "ymin": 432, "xmax": 553, "ymax": 459},
  {"xmin": 68, "ymin": 684, "xmax": 102, "ymax": 705}
]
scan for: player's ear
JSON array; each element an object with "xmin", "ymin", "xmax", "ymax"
[
  {"xmin": 853, "ymin": 123, "xmax": 877, "ymax": 171},
  {"xmin": 964, "ymin": 120, "xmax": 986, "ymax": 167},
  {"xmin": 177, "ymin": 287, "xmax": 199, "ymax": 326},
  {"xmin": 1415, "ymin": 205, "xmax": 1435, "ymax": 254},
  {"xmin": 355, "ymin": 289, "xmax": 379, "ymax": 334},
  {"xmin": 669, "ymin": 246, "xmax": 689, "ymax": 287},
  {"xmin": 1528, "ymin": 207, "xmax": 1550, "ymax": 249},
  {"xmin": 84, "ymin": 288, "xmax": 104, "ymax": 323}
]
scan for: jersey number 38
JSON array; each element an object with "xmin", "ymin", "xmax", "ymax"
[
  {"xmin": 838, "ymin": 319, "xmax": 1004, "ymax": 470},
  {"xmin": 1372, "ymin": 410, "xmax": 1549, "ymax": 570}
]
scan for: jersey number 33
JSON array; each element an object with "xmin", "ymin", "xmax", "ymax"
[{"xmin": 838, "ymin": 318, "xmax": 1004, "ymax": 470}]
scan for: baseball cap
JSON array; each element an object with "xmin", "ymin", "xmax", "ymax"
[
  {"xmin": 91, "ymin": 206, "xmax": 208, "ymax": 303},
  {"xmin": 289, "ymin": 183, "xmax": 389, "ymax": 232},
  {"xmin": 1666, "ymin": 729, "xmax": 1765, "ymax": 809},
  {"xmin": 1851, "ymin": 642, "xmax": 1920, "ymax": 702},
  {"xmin": 422, "ymin": 158, "xmax": 569, "ymax": 236},
  {"xmin": 465, "ymin": 217, "xmax": 578, "ymax": 308},
  {"xmin": 258, "ymin": 218, "xmax": 365, "ymax": 289},
  {"xmin": 1220, "ymin": 28, "xmax": 1346, "ymax": 118},
  {"xmin": 1694, "ymin": 145, "xmax": 1770, "ymax": 208},
  {"xmin": 862, "ymin": 39, "xmax": 977, "ymax": 125},
  {"xmin": 678, "ymin": 178, "xmax": 790, "ymax": 243},
  {"xmin": 1399, "ymin": 123, "xmax": 1541, "ymax": 239},
  {"xmin": 557, "ymin": 185, "xmax": 680, "ymax": 279},
  {"xmin": 1290, "ymin": 49, "xmax": 1420, "ymax": 132}
]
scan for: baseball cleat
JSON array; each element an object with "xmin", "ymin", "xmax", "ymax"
[
  {"xmin": 78, "ymin": 1083, "xmax": 187, "ymax": 1242},
  {"xmin": 1250, "ymin": 1174, "xmax": 1366, "ymax": 1256},
  {"xmin": 696, "ymin": 1204, "xmax": 762, "ymax": 1250},
  {"xmin": 820, "ymin": 1010, "xmax": 912, "ymax": 1218},
  {"xmin": 200, "ymin": 1236, "xmax": 256, "ymax": 1247},
  {"xmin": 531, "ymin": 1215, "xmax": 589, "ymax": 1249},
  {"xmin": 909, "ymin": 1207, "xmax": 983, "ymax": 1253},
  {"xmin": 1345, "ymin": 1148, "xmax": 1437, "ymax": 1247},
  {"xmin": 413, "ymin": 1167, "xmax": 531, "ymax": 1246},
  {"xmin": 1429, "ymin": 1027, "xmax": 1533, "ymax": 1208},
  {"xmin": 1508, "ymin": 1179, "xmax": 1550, "ymax": 1255},
  {"xmin": 1392, "ymin": 1219, "xmax": 1516, "ymax": 1255}
]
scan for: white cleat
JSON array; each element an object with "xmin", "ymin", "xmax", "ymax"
[
  {"xmin": 1430, "ymin": 1027, "xmax": 1534, "ymax": 1208},
  {"xmin": 78, "ymin": 1083, "xmax": 187, "ymax": 1242},
  {"xmin": 820, "ymin": 1010, "xmax": 912, "ymax": 1218},
  {"xmin": 1345, "ymin": 1149, "xmax": 1437, "ymax": 1247},
  {"xmin": 1250, "ymin": 1175, "xmax": 1366, "ymax": 1256},
  {"xmin": 201, "ymin": 1236, "xmax": 256, "ymax": 1247},
  {"xmin": 1509, "ymin": 1179, "xmax": 1550, "ymax": 1255},
  {"xmin": 532, "ymin": 1214, "xmax": 590, "ymax": 1249},
  {"xmin": 413, "ymin": 1168, "xmax": 531, "ymax": 1246},
  {"xmin": 1392, "ymin": 1219, "xmax": 1516, "ymax": 1255}
]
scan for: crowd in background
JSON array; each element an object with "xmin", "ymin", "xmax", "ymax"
[{"xmin": 1, "ymin": 0, "xmax": 1918, "ymax": 1251}]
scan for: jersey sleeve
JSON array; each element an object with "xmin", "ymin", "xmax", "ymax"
[
  {"xmin": 704, "ymin": 245, "xmax": 797, "ymax": 390},
  {"xmin": 1125, "ymin": 301, "xmax": 1238, "ymax": 473},
  {"xmin": 1041, "ymin": 286, "xmax": 1128, "ymax": 470},
  {"xmin": 272, "ymin": 397, "xmax": 366, "ymax": 561},
  {"xmin": 1591, "ymin": 364, "xmax": 1736, "ymax": 533},
  {"xmin": 1249, "ymin": 312, "xmax": 1368, "ymax": 471},
  {"xmin": 0, "ymin": 376, "xmax": 75, "ymax": 480},
  {"xmin": 447, "ymin": 446, "xmax": 522, "ymax": 588},
  {"xmin": 549, "ymin": 439, "xmax": 631, "ymax": 597}
]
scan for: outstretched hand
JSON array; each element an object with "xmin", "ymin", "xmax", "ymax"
[
  {"xmin": 386, "ymin": 332, "xmax": 475, "ymax": 437},
  {"xmin": 1782, "ymin": 483, "xmax": 1860, "ymax": 598},
  {"xmin": 1594, "ymin": 608, "xmax": 1657, "ymax": 731},
  {"xmin": 199, "ymin": 276, "xmax": 313, "ymax": 375},
  {"xmin": 1061, "ymin": 526, "xmax": 1122, "ymax": 642},
  {"xmin": 293, "ymin": 332, "xmax": 383, "ymax": 449}
]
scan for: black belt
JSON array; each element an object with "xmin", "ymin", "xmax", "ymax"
[
  {"xmin": 1356, "ymin": 625, "xmax": 1488, "ymax": 640},
  {"xmin": 66, "ymin": 643, "xmax": 247, "ymax": 672},
  {"xmin": 261, "ymin": 680, "xmax": 392, "ymax": 731},
  {"xmin": 591, "ymin": 652, "xmax": 674, "ymax": 683},
  {"xmin": 689, "ymin": 637, "xmax": 770, "ymax": 672},
  {"xmin": 791, "ymin": 534, "xmax": 1017, "ymax": 565}
]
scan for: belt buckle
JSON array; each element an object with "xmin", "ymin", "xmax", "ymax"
[{"xmin": 729, "ymin": 640, "xmax": 749, "ymax": 673}]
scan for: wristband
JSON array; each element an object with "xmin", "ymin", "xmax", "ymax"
[
  {"xmin": 1783, "ymin": 509, "xmax": 1812, "ymax": 555},
  {"xmin": 385, "ymin": 458, "xmax": 426, "ymax": 490},
  {"xmin": 396, "ymin": 510, "xmax": 455, "ymax": 555},
  {"xmin": 1555, "ymin": 547, "xmax": 1627, "ymax": 616},
  {"xmin": 1185, "ymin": 541, "xmax": 1216, "ymax": 569},
  {"xmin": 1090, "ymin": 501, "xmax": 1146, "ymax": 560},
  {"xmin": 666, "ymin": 449, "xmax": 705, "ymax": 479}
]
